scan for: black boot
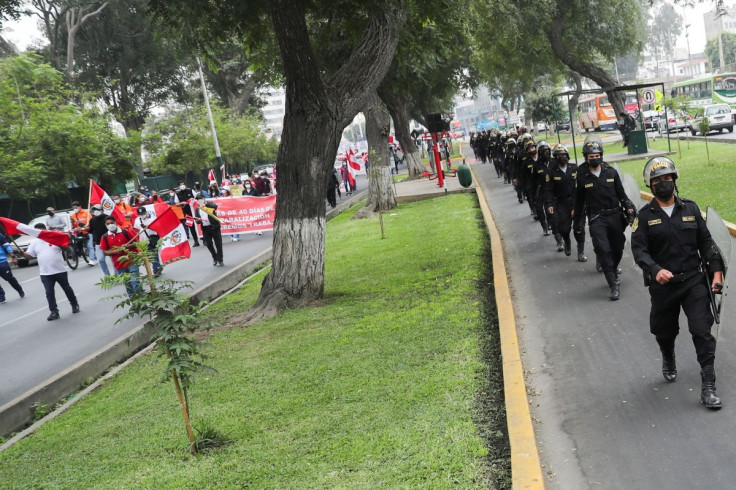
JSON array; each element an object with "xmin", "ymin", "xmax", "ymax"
[
  {"xmin": 700, "ymin": 366, "xmax": 722, "ymax": 409},
  {"xmin": 555, "ymin": 233, "xmax": 564, "ymax": 252},
  {"xmin": 605, "ymin": 272, "xmax": 620, "ymax": 301},
  {"xmin": 660, "ymin": 348, "xmax": 677, "ymax": 382},
  {"xmin": 595, "ymin": 258, "xmax": 603, "ymax": 273},
  {"xmin": 563, "ymin": 238, "xmax": 571, "ymax": 256}
]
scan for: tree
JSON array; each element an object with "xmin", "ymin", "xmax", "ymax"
[
  {"xmin": 150, "ymin": 0, "xmax": 408, "ymax": 321},
  {"xmin": 143, "ymin": 103, "xmax": 278, "ymax": 176},
  {"xmin": 706, "ymin": 32, "xmax": 736, "ymax": 70},
  {"xmin": 648, "ymin": 2, "xmax": 683, "ymax": 77},
  {"xmin": 528, "ymin": 88, "xmax": 566, "ymax": 134},
  {"xmin": 0, "ymin": 53, "xmax": 137, "ymax": 208}
]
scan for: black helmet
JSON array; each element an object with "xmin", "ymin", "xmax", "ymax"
[
  {"xmin": 537, "ymin": 140, "xmax": 551, "ymax": 152},
  {"xmin": 643, "ymin": 157, "xmax": 678, "ymax": 188},
  {"xmin": 582, "ymin": 134, "xmax": 604, "ymax": 155},
  {"xmin": 506, "ymin": 138, "xmax": 517, "ymax": 146},
  {"xmin": 552, "ymin": 143, "xmax": 569, "ymax": 157},
  {"xmin": 523, "ymin": 138, "xmax": 537, "ymax": 151}
]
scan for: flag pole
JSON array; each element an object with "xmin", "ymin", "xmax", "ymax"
[
  {"xmin": 197, "ymin": 56, "xmax": 224, "ymax": 170},
  {"xmin": 87, "ymin": 179, "xmax": 93, "ymax": 212}
]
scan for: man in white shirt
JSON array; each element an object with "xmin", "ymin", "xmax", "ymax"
[
  {"xmin": 20, "ymin": 223, "xmax": 80, "ymax": 321},
  {"xmin": 134, "ymin": 206, "xmax": 161, "ymax": 275}
]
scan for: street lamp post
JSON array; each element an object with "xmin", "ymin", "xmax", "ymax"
[{"xmin": 685, "ymin": 24, "xmax": 693, "ymax": 76}]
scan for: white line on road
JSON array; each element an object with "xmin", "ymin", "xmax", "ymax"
[{"xmin": 0, "ymin": 299, "xmax": 69, "ymax": 330}]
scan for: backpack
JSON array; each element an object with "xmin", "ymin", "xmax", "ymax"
[{"xmin": 103, "ymin": 228, "xmax": 130, "ymax": 249}]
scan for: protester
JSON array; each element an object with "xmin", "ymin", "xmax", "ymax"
[
  {"xmin": 195, "ymin": 194, "xmax": 224, "ymax": 266},
  {"xmin": 20, "ymin": 224, "xmax": 79, "ymax": 320},
  {"xmin": 112, "ymin": 195, "xmax": 134, "ymax": 227},
  {"xmin": 174, "ymin": 182, "xmax": 200, "ymax": 247},
  {"xmin": 220, "ymin": 188, "xmax": 240, "ymax": 242},
  {"xmin": 70, "ymin": 201, "xmax": 97, "ymax": 265},
  {"xmin": 134, "ymin": 206, "xmax": 161, "ymax": 275},
  {"xmin": 99, "ymin": 216, "xmax": 142, "ymax": 297},
  {"xmin": 88, "ymin": 204, "xmax": 112, "ymax": 276},
  {"xmin": 0, "ymin": 232, "xmax": 25, "ymax": 303},
  {"xmin": 45, "ymin": 207, "xmax": 66, "ymax": 231}
]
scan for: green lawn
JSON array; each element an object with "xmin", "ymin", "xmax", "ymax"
[
  {"xmin": 604, "ymin": 137, "xmax": 736, "ymax": 222},
  {"xmin": 0, "ymin": 195, "xmax": 509, "ymax": 489}
]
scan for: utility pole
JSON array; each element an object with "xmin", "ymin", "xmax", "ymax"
[{"xmin": 197, "ymin": 56, "xmax": 224, "ymax": 169}]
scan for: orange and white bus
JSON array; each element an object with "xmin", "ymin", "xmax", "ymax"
[{"xmin": 578, "ymin": 94, "xmax": 619, "ymax": 132}]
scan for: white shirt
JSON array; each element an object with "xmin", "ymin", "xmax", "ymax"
[
  {"xmin": 591, "ymin": 168, "xmax": 601, "ymax": 178},
  {"xmin": 661, "ymin": 203, "xmax": 675, "ymax": 217},
  {"xmin": 134, "ymin": 216, "xmax": 158, "ymax": 238},
  {"xmin": 26, "ymin": 238, "xmax": 67, "ymax": 276}
]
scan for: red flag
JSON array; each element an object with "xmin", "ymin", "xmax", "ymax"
[
  {"xmin": 89, "ymin": 180, "xmax": 124, "ymax": 225},
  {"xmin": 0, "ymin": 217, "xmax": 69, "ymax": 248},
  {"xmin": 146, "ymin": 203, "xmax": 191, "ymax": 263},
  {"xmin": 207, "ymin": 169, "xmax": 217, "ymax": 185}
]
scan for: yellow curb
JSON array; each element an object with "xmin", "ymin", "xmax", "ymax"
[{"xmin": 470, "ymin": 165, "xmax": 545, "ymax": 489}]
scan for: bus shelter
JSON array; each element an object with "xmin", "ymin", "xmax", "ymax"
[{"xmin": 555, "ymin": 81, "xmax": 670, "ymax": 163}]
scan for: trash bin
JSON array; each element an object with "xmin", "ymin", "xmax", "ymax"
[
  {"xmin": 627, "ymin": 130, "xmax": 647, "ymax": 155},
  {"xmin": 457, "ymin": 164, "xmax": 472, "ymax": 188}
]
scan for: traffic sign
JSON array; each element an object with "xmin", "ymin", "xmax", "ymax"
[{"xmin": 642, "ymin": 89, "xmax": 655, "ymax": 104}]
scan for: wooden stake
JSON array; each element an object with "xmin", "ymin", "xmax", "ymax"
[
  {"xmin": 379, "ymin": 210, "xmax": 385, "ymax": 239},
  {"xmin": 170, "ymin": 364, "xmax": 197, "ymax": 455}
]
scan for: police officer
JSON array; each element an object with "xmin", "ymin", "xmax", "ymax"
[
  {"xmin": 520, "ymin": 138, "xmax": 539, "ymax": 220},
  {"xmin": 546, "ymin": 144, "xmax": 587, "ymax": 261},
  {"xmin": 507, "ymin": 138, "xmax": 523, "ymax": 203},
  {"xmin": 631, "ymin": 157, "xmax": 724, "ymax": 409},
  {"xmin": 574, "ymin": 136, "xmax": 636, "ymax": 300},
  {"xmin": 531, "ymin": 140, "xmax": 553, "ymax": 236}
]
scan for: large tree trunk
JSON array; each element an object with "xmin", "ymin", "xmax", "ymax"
[
  {"xmin": 567, "ymin": 70, "xmax": 583, "ymax": 124},
  {"xmin": 355, "ymin": 91, "xmax": 396, "ymax": 219},
  {"xmin": 236, "ymin": 1, "xmax": 406, "ymax": 324},
  {"xmin": 547, "ymin": 15, "xmax": 626, "ymax": 137},
  {"xmin": 65, "ymin": 2, "xmax": 109, "ymax": 77},
  {"xmin": 380, "ymin": 88, "xmax": 424, "ymax": 179}
]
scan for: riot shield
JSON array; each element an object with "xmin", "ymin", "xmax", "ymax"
[
  {"xmin": 705, "ymin": 206, "xmax": 732, "ymax": 335},
  {"xmin": 622, "ymin": 173, "xmax": 644, "ymax": 211}
]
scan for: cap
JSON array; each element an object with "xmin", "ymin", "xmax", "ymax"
[
  {"xmin": 91, "ymin": 204, "xmax": 103, "ymax": 210},
  {"xmin": 46, "ymin": 207, "xmax": 55, "ymax": 211}
]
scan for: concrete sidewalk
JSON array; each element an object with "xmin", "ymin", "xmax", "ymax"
[{"xmin": 471, "ymin": 160, "xmax": 736, "ymax": 489}]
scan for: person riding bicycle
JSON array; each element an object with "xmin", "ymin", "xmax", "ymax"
[{"xmin": 70, "ymin": 201, "xmax": 97, "ymax": 266}]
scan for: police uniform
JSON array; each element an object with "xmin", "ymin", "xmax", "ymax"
[
  {"xmin": 531, "ymin": 156, "xmax": 552, "ymax": 235},
  {"xmin": 546, "ymin": 161, "xmax": 585, "ymax": 257},
  {"xmin": 632, "ymin": 197, "xmax": 723, "ymax": 368},
  {"xmin": 574, "ymin": 161, "xmax": 633, "ymax": 298},
  {"xmin": 521, "ymin": 153, "xmax": 538, "ymax": 217}
]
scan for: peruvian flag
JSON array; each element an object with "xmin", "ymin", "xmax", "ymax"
[
  {"xmin": 146, "ymin": 203, "xmax": 191, "ymax": 264},
  {"xmin": 207, "ymin": 169, "xmax": 217, "ymax": 185},
  {"xmin": 0, "ymin": 217, "xmax": 69, "ymax": 248},
  {"xmin": 89, "ymin": 180, "xmax": 124, "ymax": 225},
  {"xmin": 345, "ymin": 148, "xmax": 358, "ymax": 188}
]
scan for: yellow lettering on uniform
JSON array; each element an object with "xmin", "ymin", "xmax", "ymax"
[
  {"xmin": 545, "ymin": 174, "xmax": 550, "ymax": 182},
  {"xmin": 648, "ymin": 219, "xmax": 662, "ymax": 225},
  {"xmin": 585, "ymin": 183, "xmax": 594, "ymax": 188},
  {"xmin": 554, "ymin": 177, "xmax": 562, "ymax": 181},
  {"xmin": 606, "ymin": 178, "xmax": 614, "ymax": 182},
  {"xmin": 538, "ymin": 169, "xmax": 544, "ymax": 173},
  {"xmin": 651, "ymin": 161, "xmax": 669, "ymax": 171},
  {"xmin": 682, "ymin": 216, "xmax": 695, "ymax": 222}
]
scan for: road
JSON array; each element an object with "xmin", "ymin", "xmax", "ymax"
[
  {"xmin": 0, "ymin": 179, "xmax": 366, "ymax": 408},
  {"xmin": 472, "ymin": 162, "xmax": 736, "ymax": 489}
]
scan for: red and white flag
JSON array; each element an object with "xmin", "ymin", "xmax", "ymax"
[
  {"xmin": 89, "ymin": 180, "xmax": 124, "ymax": 225},
  {"xmin": 0, "ymin": 217, "xmax": 69, "ymax": 248},
  {"xmin": 207, "ymin": 169, "xmax": 217, "ymax": 185},
  {"xmin": 345, "ymin": 148, "xmax": 358, "ymax": 187},
  {"xmin": 146, "ymin": 203, "xmax": 191, "ymax": 264}
]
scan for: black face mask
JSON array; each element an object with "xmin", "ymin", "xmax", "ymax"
[
  {"xmin": 653, "ymin": 180, "xmax": 675, "ymax": 200},
  {"xmin": 588, "ymin": 157, "xmax": 603, "ymax": 168},
  {"xmin": 556, "ymin": 157, "xmax": 569, "ymax": 166}
]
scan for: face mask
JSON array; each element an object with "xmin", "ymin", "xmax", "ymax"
[
  {"xmin": 588, "ymin": 157, "xmax": 602, "ymax": 168},
  {"xmin": 179, "ymin": 185, "xmax": 186, "ymax": 190},
  {"xmin": 93, "ymin": 210, "xmax": 102, "ymax": 216},
  {"xmin": 653, "ymin": 180, "xmax": 675, "ymax": 201},
  {"xmin": 47, "ymin": 211, "xmax": 54, "ymax": 216},
  {"xmin": 106, "ymin": 223, "xmax": 118, "ymax": 232},
  {"xmin": 245, "ymin": 184, "xmax": 251, "ymax": 189},
  {"xmin": 113, "ymin": 199, "xmax": 120, "ymax": 204},
  {"xmin": 557, "ymin": 157, "xmax": 569, "ymax": 166}
]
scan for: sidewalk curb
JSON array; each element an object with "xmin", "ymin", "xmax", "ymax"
[
  {"xmin": 0, "ymin": 191, "xmax": 366, "ymax": 439},
  {"xmin": 469, "ymin": 164, "xmax": 545, "ymax": 489}
]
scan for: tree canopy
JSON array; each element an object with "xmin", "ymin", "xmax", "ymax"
[{"xmin": 706, "ymin": 31, "xmax": 736, "ymax": 70}]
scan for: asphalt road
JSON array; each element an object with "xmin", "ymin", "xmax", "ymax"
[
  {"xmin": 472, "ymin": 162, "xmax": 736, "ymax": 489},
  {"xmin": 0, "ymin": 178, "xmax": 367, "ymax": 408}
]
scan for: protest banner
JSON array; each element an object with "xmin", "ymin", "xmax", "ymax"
[{"xmin": 203, "ymin": 195, "xmax": 276, "ymax": 235}]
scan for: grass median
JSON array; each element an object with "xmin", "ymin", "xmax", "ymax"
[
  {"xmin": 0, "ymin": 194, "xmax": 510, "ymax": 489},
  {"xmin": 601, "ymin": 136, "xmax": 736, "ymax": 222}
]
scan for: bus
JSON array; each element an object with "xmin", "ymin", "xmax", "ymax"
[
  {"xmin": 578, "ymin": 94, "xmax": 618, "ymax": 131},
  {"xmin": 671, "ymin": 73, "xmax": 736, "ymax": 107}
]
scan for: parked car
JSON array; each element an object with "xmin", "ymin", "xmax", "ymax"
[
  {"xmin": 641, "ymin": 110, "xmax": 660, "ymax": 131},
  {"xmin": 536, "ymin": 121, "xmax": 547, "ymax": 131},
  {"xmin": 659, "ymin": 111, "xmax": 690, "ymax": 133},
  {"xmin": 690, "ymin": 103, "xmax": 735, "ymax": 135},
  {"xmin": 9, "ymin": 212, "xmax": 73, "ymax": 267},
  {"xmin": 555, "ymin": 119, "xmax": 571, "ymax": 131}
]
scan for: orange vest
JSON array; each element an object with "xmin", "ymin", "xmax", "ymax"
[
  {"xmin": 115, "ymin": 202, "xmax": 133, "ymax": 227},
  {"xmin": 71, "ymin": 209, "xmax": 92, "ymax": 233},
  {"xmin": 171, "ymin": 203, "xmax": 185, "ymax": 219}
]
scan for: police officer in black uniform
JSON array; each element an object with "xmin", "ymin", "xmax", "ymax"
[
  {"xmin": 631, "ymin": 157, "xmax": 724, "ymax": 409},
  {"xmin": 546, "ymin": 143, "xmax": 587, "ymax": 261},
  {"xmin": 520, "ymin": 138, "xmax": 539, "ymax": 220},
  {"xmin": 531, "ymin": 140, "xmax": 553, "ymax": 236},
  {"xmin": 508, "ymin": 138, "xmax": 524, "ymax": 203},
  {"xmin": 574, "ymin": 136, "xmax": 636, "ymax": 300}
]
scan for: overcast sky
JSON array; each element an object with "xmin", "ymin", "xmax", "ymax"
[{"xmin": 0, "ymin": 2, "xmax": 721, "ymax": 59}]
